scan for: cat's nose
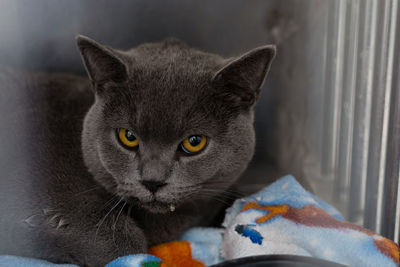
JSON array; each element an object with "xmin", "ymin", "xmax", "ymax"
[{"xmin": 141, "ymin": 181, "xmax": 167, "ymax": 194}]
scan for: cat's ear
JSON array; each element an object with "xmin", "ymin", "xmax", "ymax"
[
  {"xmin": 212, "ymin": 45, "xmax": 276, "ymax": 108},
  {"xmin": 76, "ymin": 35, "xmax": 127, "ymax": 88}
]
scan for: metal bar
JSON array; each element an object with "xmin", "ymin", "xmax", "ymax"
[
  {"xmin": 335, "ymin": 0, "xmax": 360, "ymax": 220},
  {"xmin": 380, "ymin": 0, "xmax": 399, "ymax": 240},
  {"xmin": 321, "ymin": 0, "xmax": 341, "ymax": 178},
  {"xmin": 358, "ymin": 0, "xmax": 379, "ymax": 231},
  {"xmin": 348, "ymin": 0, "xmax": 376, "ymax": 224},
  {"xmin": 387, "ymin": 53, "xmax": 400, "ymax": 242},
  {"xmin": 374, "ymin": 0, "xmax": 398, "ymax": 236},
  {"xmin": 332, "ymin": 0, "xmax": 349, "ymax": 206}
]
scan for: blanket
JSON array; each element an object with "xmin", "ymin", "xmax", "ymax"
[{"xmin": 1, "ymin": 175, "xmax": 398, "ymax": 267}]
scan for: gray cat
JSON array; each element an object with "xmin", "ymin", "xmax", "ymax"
[{"xmin": 0, "ymin": 35, "xmax": 275, "ymax": 266}]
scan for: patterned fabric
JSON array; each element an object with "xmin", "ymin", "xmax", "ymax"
[
  {"xmin": 1, "ymin": 175, "xmax": 398, "ymax": 267},
  {"xmin": 221, "ymin": 175, "xmax": 399, "ymax": 267},
  {"xmin": 106, "ymin": 254, "xmax": 162, "ymax": 267}
]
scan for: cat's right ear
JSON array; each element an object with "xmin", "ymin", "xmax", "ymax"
[
  {"xmin": 211, "ymin": 45, "xmax": 276, "ymax": 109},
  {"xmin": 76, "ymin": 35, "xmax": 127, "ymax": 90}
]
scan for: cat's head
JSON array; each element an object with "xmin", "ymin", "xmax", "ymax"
[{"xmin": 77, "ymin": 35, "xmax": 275, "ymax": 213}]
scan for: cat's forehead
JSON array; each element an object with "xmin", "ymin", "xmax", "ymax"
[
  {"xmin": 127, "ymin": 45, "xmax": 217, "ymax": 112},
  {"xmin": 113, "ymin": 42, "xmax": 227, "ymax": 143},
  {"xmin": 122, "ymin": 40, "xmax": 226, "ymax": 110},
  {"xmin": 128, "ymin": 73, "xmax": 218, "ymax": 143},
  {"xmin": 126, "ymin": 39, "xmax": 224, "ymax": 74}
]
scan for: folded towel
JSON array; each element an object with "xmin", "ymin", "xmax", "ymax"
[{"xmin": 1, "ymin": 175, "xmax": 398, "ymax": 267}]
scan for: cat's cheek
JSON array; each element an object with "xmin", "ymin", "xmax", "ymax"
[
  {"xmin": 97, "ymin": 137, "xmax": 137, "ymax": 182},
  {"xmin": 178, "ymin": 154, "xmax": 221, "ymax": 185}
]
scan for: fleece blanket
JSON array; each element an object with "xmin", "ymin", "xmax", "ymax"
[{"xmin": 0, "ymin": 175, "xmax": 399, "ymax": 267}]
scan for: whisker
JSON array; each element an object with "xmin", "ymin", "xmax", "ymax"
[
  {"xmin": 197, "ymin": 188, "xmax": 244, "ymax": 200},
  {"xmin": 124, "ymin": 204, "xmax": 132, "ymax": 240},
  {"xmin": 175, "ymin": 182, "xmax": 244, "ymax": 196},
  {"xmin": 186, "ymin": 191, "xmax": 232, "ymax": 206},
  {"xmin": 94, "ymin": 198, "xmax": 123, "ymax": 245},
  {"xmin": 101, "ymin": 195, "xmax": 119, "ymax": 209},
  {"xmin": 74, "ymin": 185, "xmax": 101, "ymax": 196},
  {"xmin": 113, "ymin": 200, "xmax": 127, "ymax": 246},
  {"xmin": 180, "ymin": 187, "xmax": 242, "ymax": 205}
]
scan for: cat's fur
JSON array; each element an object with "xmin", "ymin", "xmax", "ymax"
[{"xmin": 0, "ymin": 36, "xmax": 275, "ymax": 266}]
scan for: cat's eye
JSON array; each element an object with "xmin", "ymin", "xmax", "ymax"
[
  {"xmin": 117, "ymin": 128, "xmax": 139, "ymax": 148},
  {"xmin": 180, "ymin": 135, "xmax": 207, "ymax": 154}
]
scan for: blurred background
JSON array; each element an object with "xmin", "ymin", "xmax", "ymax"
[{"xmin": 0, "ymin": 0, "xmax": 399, "ymax": 242}]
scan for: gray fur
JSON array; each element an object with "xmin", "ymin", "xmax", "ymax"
[{"xmin": 0, "ymin": 36, "xmax": 275, "ymax": 266}]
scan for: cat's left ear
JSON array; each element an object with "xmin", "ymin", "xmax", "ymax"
[
  {"xmin": 76, "ymin": 35, "xmax": 127, "ymax": 89},
  {"xmin": 212, "ymin": 45, "xmax": 276, "ymax": 108}
]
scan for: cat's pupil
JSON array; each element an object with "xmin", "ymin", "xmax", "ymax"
[
  {"xmin": 125, "ymin": 130, "xmax": 136, "ymax": 142},
  {"xmin": 188, "ymin": 135, "xmax": 202, "ymax": 146}
]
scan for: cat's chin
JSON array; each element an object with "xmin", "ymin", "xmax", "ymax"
[
  {"xmin": 140, "ymin": 200, "xmax": 174, "ymax": 214},
  {"xmin": 125, "ymin": 196, "xmax": 175, "ymax": 214}
]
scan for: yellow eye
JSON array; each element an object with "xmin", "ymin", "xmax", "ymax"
[
  {"xmin": 180, "ymin": 135, "xmax": 207, "ymax": 154},
  {"xmin": 117, "ymin": 128, "xmax": 139, "ymax": 148}
]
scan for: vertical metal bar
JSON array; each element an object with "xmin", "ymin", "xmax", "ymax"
[
  {"xmin": 335, "ymin": 0, "xmax": 360, "ymax": 220},
  {"xmin": 331, "ymin": 0, "xmax": 348, "ymax": 213},
  {"xmin": 345, "ymin": 0, "xmax": 377, "ymax": 227},
  {"xmin": 387, "ymin": 61, "xmax": 400, "ymax": 242},
  {"xmin": 330, "ymin": 0, "xmax": 346, "ymax": 186},
  {"xmin": 321, "ymin": 0, "xmax": 341, "ymax": 178},
  {"xmin": 395, "ymin": 166, "xmax": 400, "ymax": 243},
  {"xmin": 348, "ymin": 0, "xmax": 376, "ymax": 224},
  {"xmin": 332, "ymin": 0, "xmax": 348, "ymax": 206},
  {"xmin": 374, "ymin": 0, "xmax": 398, "ymax": 235},
  {"xmin": 380, "ymin": 0, "xmax": 399, "ymax": 240},
  {"xmin": 359, "ymin": 0, "xmax": 377, "ymax": 226},
  {"xmin": 393, "ymin": 62, "xmax": 400, "ymax": 241},
  {"xmin": 362, "ymin": 1, "xmax": 382, "ymax": 229},
  {"xmin": 361, "ymin": 0, "xmax": 389, "ymax": 233}
]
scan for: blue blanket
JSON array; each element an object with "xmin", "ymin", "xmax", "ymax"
[{"xmin": 1, "ymin": 175, "xmax": 399, "ymax": 267}]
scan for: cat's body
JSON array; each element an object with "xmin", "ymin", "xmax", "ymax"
[{"xmin": 0, "ymin": 37, "xmax": 275, "ymax": 266}]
